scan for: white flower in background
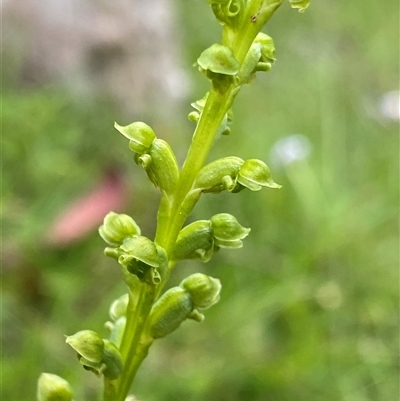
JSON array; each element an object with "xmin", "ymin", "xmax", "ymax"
[
  {"xmin": 269, "ymin": 134, "xmax": 312, "ymax": 168},
  {"xmin": 378, "ymin": 90, "xmax": 400, "ymax": 121}
]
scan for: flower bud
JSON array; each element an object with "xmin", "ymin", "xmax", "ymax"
[
  {"xmin": 180, "ymin": 273, "xmax": 221, "ymax": 309},
  {"xmin": 172, "ymin": 220, "xmax": 215, "ymax": 263},
  {"xmin": 139, "ymin": 139, "xmax": 179, "ymax": 196},
  {"xmin": 210, "ymin": 213, "xmax": 250, "ymax": 242},
  {"xmin": 65, "ymin": 330, "xmax": 104, "ymax": 365},
  {"xmin": 148, "ymin": 287, "xmax": 193, "ymax": 339},
  {"xmin": 194, "ymin": 156, "xmax": 244, "ymax": 193},
  {"xmin": 101, "ymin": 340, "xmax": 123, "ymax": 380},
  {"xmin": 197, "ymin": 44, "xmax": 239, "ymax": 76},
  {"xmin": 237, "ymin": 159, "xmax": 281, "ymax": 190},
  {"xmin": 37, "ymin": 373, "xmax": 73, "ymax": 401},
  {"xmin": 109, "ymin": 293, "xmax": 129, "ymax": 321},
  {"xmin": 114, "ymin": 121, "xmax": 156, "ymax": 154},
  {"xmin": 99, "ymin": 212, "xmax": 141, "ymax": 246}
]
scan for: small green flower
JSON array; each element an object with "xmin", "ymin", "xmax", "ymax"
[
  {"xmin": 114, "ymin": 121, "xmax": 156, "ymax": 154},
  {"xmin": 172, "ymin": 220, "xmax": 215, "ymax": 263},
  {"xmin": 118, "ymin": 236, "xmax": 160, "ymax": 282},
  {"xmin": 194, "ymin": 156, "xmax": 244, "ymax": 193},
  {"xmin": 149, "ymin": 287, "xmax": 194, "ymax": 339},
  {"xmin": 136, "ymin": 138, "xmax": 179, "ymax": 196},
  {"xmin": 99, "ymin": 212, "xmax": 141, "ymax": 246},
  {"xmin": 237, "ymin": 159, "xmax": 281, "ymax": 190},
  {"xmin": 180, "ymin": 273, "xmax": 221, "ymax": 309},
  {"xmin": 65, "ymin": 330, "xmax": 104, "ymax": 365},
  {"xmin": 37, "ymin": 373, "xmax": 73, "ymax": 401},
  {"xmin": 210, "ymin": 213, "xmax": 250, "ymax": 248},
  {"xmin": 197, "ymin": 43, "xmax": 239, "ymax": 76}
]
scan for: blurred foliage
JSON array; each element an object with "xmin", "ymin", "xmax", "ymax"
[{"xmin": 2, "ymin": 1, "xmax": 398, "ymax": 401}]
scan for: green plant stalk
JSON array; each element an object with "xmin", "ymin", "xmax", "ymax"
[
  {"xmin": 105, "ymin": 85, "xmax": 237, "ymax": 401},
  {"xmin": 104, "ymin": 284, "xmax": 155, "ymax": 401},
  {"xmin": 103, "ymin": 2, "xmax": 287, "ymax": 399},
  {"xmin": 155, "ymin": 86, "xmax": 237, "ymax": 253}
]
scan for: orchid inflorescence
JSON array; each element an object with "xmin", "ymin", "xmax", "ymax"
[{"xmin": 37, "ymin": 1, "xmax": 311, "ymax": 400}]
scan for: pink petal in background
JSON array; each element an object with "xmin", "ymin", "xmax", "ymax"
[{"xmin": 47, "ymin": 171, "xmax": 129, "ymax": 246}]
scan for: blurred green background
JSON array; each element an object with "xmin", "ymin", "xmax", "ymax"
[{"xmin": 2, "ymin": 1, "xmax": 399, "ymax": 400}]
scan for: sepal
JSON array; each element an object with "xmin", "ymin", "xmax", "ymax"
[
  {"xmin": 237, "ymin": 159, "xmax": 281, "ymax": 190},
  {"xmin": 37, "ymin": 373, "xmax": 73, "ymax": 401},
  {"xmin": 210, "ymin": 213, "xmax": 250, "ymax": 248},
  {"xmin": 115, "ymin": 122, "xmax": 179, "ymax": 196},
  {"xmin": 99, "ymin": 212, "xmax": 141, "ymax": 246},
  {"xmin": 196, "ymin": 43, "xmax": 239, "ymax": 91},
  {"xmin": 180, "ymin": 273, "xmax": 221, "ymax": 309},
  {"xmin": 65, "ymin": 331, "xmax": 123, "ymax": 379},
  {"xmin": 65, "ymin": 330, "xmax": 104, "ymax": 364},
  {"xmin": 197, "ymin": 43, "xmax": 239, "ymax": 76},
  {"xmin": 114, "ymin": 122, "xmax": 156, "ymax": 154}
]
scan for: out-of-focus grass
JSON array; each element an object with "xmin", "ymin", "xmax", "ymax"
[{"xmin": 2, "ymin": 1, "xmax": 398, "ymax": 400}]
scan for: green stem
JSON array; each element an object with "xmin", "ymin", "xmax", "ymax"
[
  {"xmin": 155, "ymin": 86, "xmax": 237, "ymax": 253},
  {"xmin": 107, "ymin": 3, "xmax": 285, "ymax": 399},
  {"xmin": 104, "ymin": 284, "xmax": 155, "ymax": 401}
]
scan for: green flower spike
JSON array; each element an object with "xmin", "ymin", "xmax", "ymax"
[
  {"xmin": 237, "ymin": 159, "xmax": 281, "ymax": 191},
  {"xmin": 180, "ymin": 273, "xmax": 222, "ymax": 310},
  {"xmin": 210, "ymin": 213, "xmax": 251, "ymax": 249},
  {"xmin": 99, "ymin": 212, "xmax": 141, "ymax": 246},
  {"xmin": 118, "ymin": 236, "xmax": 161, "ymax": 283},
  {"xmin": 114, "ymin": 121, "xmax": 156, "ymax": 154},
  {"xmin": 37, "ymin": 373, "xmax": 73, "ymax": 401}
]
